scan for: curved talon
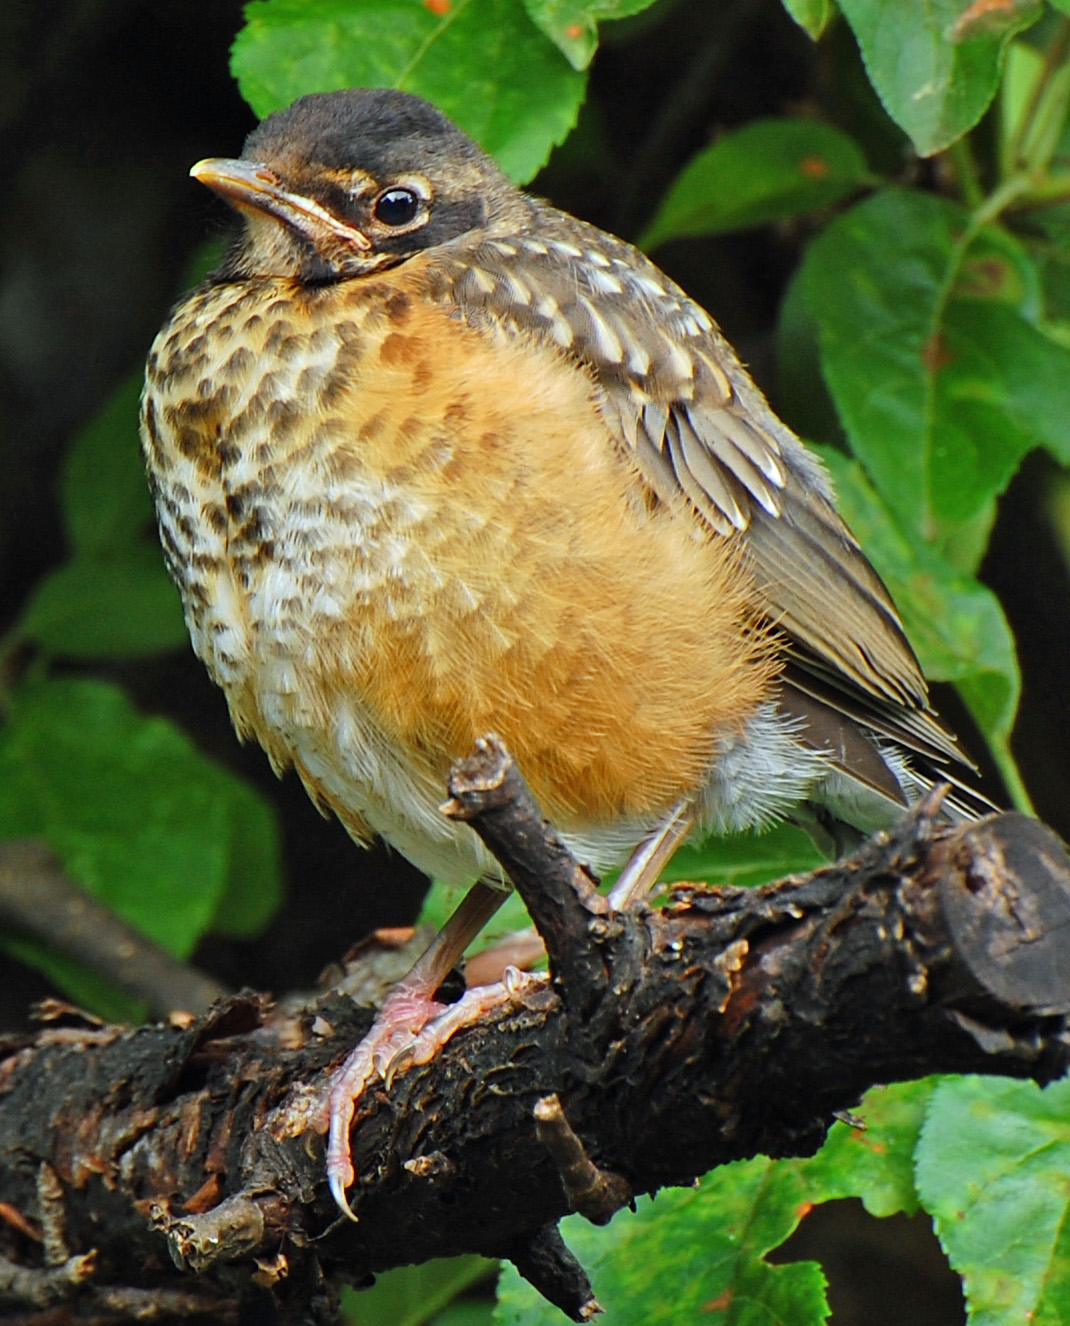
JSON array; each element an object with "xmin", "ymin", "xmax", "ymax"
[
  {"xmin": 501, "ymin": 963, "xmax": 524, "ymax": 995},
  {"xmin": 384, "ymin": 1045, "xmax": 415, "ymax": 1088},
  {"xmin": 320, "ymin": 994, "xmax": 446, "ymax": 1219},
  {"xmin": 326, "ymin": 1088, "xmax": 359, "ymax": 1220},
  {"xmin": 329, "ymin": 1170, "xmax": 359, "ymax": 1223}
]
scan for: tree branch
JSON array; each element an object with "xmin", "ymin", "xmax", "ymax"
[
  {"xmin": 1, "ymin": 737, "xmax": 1068, "ymax": 1323},
  {"xmin": 0, "ymin": 839, "xmax": 227, "ymax": 1018}
]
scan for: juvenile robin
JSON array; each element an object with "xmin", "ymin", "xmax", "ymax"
[{"xmin": 141, "ymin": 87, "xmax": 987, "ymax": 1216}]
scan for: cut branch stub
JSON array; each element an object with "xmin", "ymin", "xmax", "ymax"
[
  {"xmin": 444, "ymin": 733, "xmax": 618, "ymax": 1017},
  {"xmin": 933, "ymin": 812, "xmax": 1070, "ymax": 1014}
]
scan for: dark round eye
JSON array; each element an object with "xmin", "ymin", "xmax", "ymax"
[{"xmin": 374, "ymin": 188, "xmax": 420, "ymax": 226}]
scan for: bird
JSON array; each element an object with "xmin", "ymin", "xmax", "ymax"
[{"xmin": 140, "ymin": 86, "xmax": 988, "ymax": 1218}]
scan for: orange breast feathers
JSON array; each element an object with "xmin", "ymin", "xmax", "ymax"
[
  {"xmin": 276, "ymin": 267, "xmax": 778, "ymax": 830},
  {"xmin": 147, "ymin": 262, "xmax": 778, "ymax": 835}
]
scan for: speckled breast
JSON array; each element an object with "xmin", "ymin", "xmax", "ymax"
[
  {"xmin": 143, "ymin": 277, "xmax": 372, "ymax": 698},
  {"xmin": 140, "ymin": 257, "xmax": 785, "ymax": 882},
  {"xmin": 140, "ymin": 272, "xmax": 489, "ymax": 876}
]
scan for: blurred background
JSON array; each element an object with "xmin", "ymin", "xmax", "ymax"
[{"xmin": 4, "ymin": 1, "xmax": 1070, "ymax": 1320}]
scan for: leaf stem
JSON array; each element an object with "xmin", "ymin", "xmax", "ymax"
[
  {"xmin": 1009, "ymin": 172, "xmax": 1070, "ymax": 212},
  {"xmin": 1006, "ymin": 16, "xmax": 1070, "ymax": 175},
  {"xmin": 948, "ymin": 136, "xmax": 984, "ymax": 209},
  {"xmin": 991, "ymin": 740, "xmax": 1036, "ymax": 816},
  {"xmin": 977, "ymin": 172, "xmax": 1034, "ymax": 228}
]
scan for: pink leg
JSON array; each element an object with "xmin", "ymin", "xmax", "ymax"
[{"xmin": 323, "ymin": 879, "xmax": 507, "ymax": 1219}]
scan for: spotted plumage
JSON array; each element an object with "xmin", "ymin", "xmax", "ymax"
[
  {"xmin": 144, "ymin": 256, "xmax": 808, "ymax": 884},
  {"xmin": 141, "ymin": 88, "xmax": 991, "ymax": 1214},
  {"xmin": 143, "ymin": 88, "xmax": 987, "ymax": 872}
]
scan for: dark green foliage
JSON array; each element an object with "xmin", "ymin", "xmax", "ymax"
[{"xmin": 5, "ymin": 0, "xmax": 1070, "ymax": 1319}]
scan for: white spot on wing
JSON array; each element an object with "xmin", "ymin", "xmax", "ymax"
[
  {"xmin": 533, "ymin": 292, "xmax": 574, "ymax": 347},
  {"xmin": 625, "ymin": 339, "xmax": 652, "ymax": 377},
  {"xmin": 498, "ymin": 270, "xmax": 532, "ymax": 306},
  {"xmin": 466, "ymin": 266, "xmax": 496, "ymax": 296},
  {"xmin": 578, "ymin": 296, "xmax": 624, "ymax": 364},
  {"xmin": 586, "ymin": 266, "xmax": 625, "ymax": 296},
  {"xmin": 549, "ymin": 318, "xmax": 574, "ymax": 348},
  {"xmin": 631, "ymin": 271, "xmax": 670, "ymax": 300},
  {"xmin": 662, "ymin": 336, "xmax": 694, "ymax": 381}
]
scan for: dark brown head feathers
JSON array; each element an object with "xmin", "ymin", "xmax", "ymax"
[{"xmin": 242, "ymin": 88, "xmax": 493, "ymax": 184}]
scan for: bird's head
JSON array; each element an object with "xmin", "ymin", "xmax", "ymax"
[{"xmin": 194, "ymin": 88, "xmax": 522, "ymax": 284}]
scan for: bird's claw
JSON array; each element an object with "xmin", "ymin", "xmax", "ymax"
[
  {"xmin": 329, "ymin": 1170, "xmax": 360, "ymax": 1223},
  {"xmin": 321, "ymin": 985, "xmax": 449, "ymax": 1219},
  {"xmin": 321, "ymin": 971, "xmax": 547, "ymax": 1219},
  {"xmin": 383, "ymin": 1044, "xmax": 415, "ymax": 1088}
]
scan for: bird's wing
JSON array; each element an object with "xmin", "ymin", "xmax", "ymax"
[{"xmin": 432, "ymin": 212, "xmax": 978, "ymax": 790}]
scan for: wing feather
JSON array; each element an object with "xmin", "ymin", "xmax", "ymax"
[
  {"xmin": 434, "ymin": 210, "xmax": 982, "ymax": 792},
  {"xmin": 681, "ymin": 407, "xmax": 782, "ymax": 516}
]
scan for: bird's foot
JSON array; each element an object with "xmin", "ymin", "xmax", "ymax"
[{"xmin": 322, "ymin": 966, "xmax": 546, "ymax": 1220}]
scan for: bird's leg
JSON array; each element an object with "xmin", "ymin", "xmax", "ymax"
[
  {"xmin": 606, "ymin": 800, "xmax": 695, "ymax": 911},
  {"xmin": 325, "ymin": 877, "xmax": 508, "ymax": 1218}
]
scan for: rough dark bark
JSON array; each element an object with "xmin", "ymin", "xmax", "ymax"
[{"xmin": 1, "ymin": 736, "xmax": 1069, "ymax": 1325}]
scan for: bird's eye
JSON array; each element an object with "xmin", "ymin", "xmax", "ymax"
[{"xmin": 374, "ymin": 188, "xmax": 420, "ymax": 227}]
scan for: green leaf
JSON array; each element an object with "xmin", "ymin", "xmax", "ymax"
[
  {"xmin": 3, "ymin": 935, "xmax": 147, "ymax": 1025},
  {"xmin": 420, "ymin": 824, "xmax": 822, "ymax": 978},
  {"xmin": 61, "ymin": 374, "xmax": 154, "ymax": 556},
  {"xmin": 917, "ymin": 1076, "xmax": 1070, "ymax": 1326},
  {"xmin": 20, "ymin": 553, "xmax": 187, "ymax": 659},
  {"xmin": 495, "ymin": 1163, "xmax": 830, "ymax": 1325},
  {"xmin": 800, "ymin": 190, "xmax": 966, "ymax": 536},
  {"xmin": 660, "ymin": 822, "xmax": 825, "ymax": 889},
  {"xmin": 496, "ymin": 1081, "xmax": 930, "ymax": 1325},
  {"xmin": 16, "ymin": 244, "xmax": 229, "ymax": 661},
  {"xmin": 934, "ymin": 297, "xmax": 1070, "ymax": 519},
  {"xmin": 0, "ymin": 678, "xmax": 281, "ymax": 1008},
  {"xmin": 804, "ymin": 1080, "xmax": 933, "ymax": 1219},
  {"xmin": 800, "ymin": 188, "xmax": 1069, "ymax": 541},
  {"xmin": 0, "ymin": 678, "xmax": 226, "ymax": 956},
  {"xmin": 1000, "ymin": 37, "xmax": 1070, "ymax": 174},
  {"xmin": 817, "ymin": 447, "xmax": 1021, "ymax": 772},
  {"xmin": 342, "ymin": 1256, "xmax": 495, "ymax": 1326},
  {"xmin": 776, "ymin": 263, "xmax": 846, "ymax": 447},
  {"xmin": 209, "ymin": 770, "xmax": 283, "ymax": 938},
  {"xmin": 15, "ymin": 369, "xmax": 188, "ymax": 659},
  {"xmin": 936, "ymin": 499, "xmax": 998, "ymax": 578},
  {"xmin": 836, "ymin": 0, "xmax": 1039, "ymax": 156},
  {"xmin": 419, "ymin": 879, "xmax": 536, "ymax": 954},
  {"xmin": 955, "ymin": 221, "xmax": 1044, "ymax": 317},
  {"xmin": 232, "ymin": 0, "xmax": 586, "ymax": 183},
  {"xmin": 432, "ymin": 1303, "xmax": 496, "ymax": 1326},
  {"xmin": 640, "ymin": 118, "xmax": 869, "ymax": 250},
  {"xmin": 422, "ymin": 823, "xmax": 824, "ymax": 948},
  {"xmin": 522, "ymin": 0, "xmax": 658, "ymax": 70},
  {"xmin": 181, "ymin": 237, "xmax": 227, "ymax": 288},
  {"xmin": 780, "ymin": 0, "xmax": 834, "ymax": 40}
]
